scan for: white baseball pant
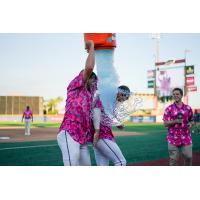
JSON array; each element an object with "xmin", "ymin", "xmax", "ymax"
[
  {"xmin": 57, "ymin": 130, "xmax": 91, "ymax": 166},
  {"xmin": 24, "ymin": 119, "xmax": 31, "ymax": 135},
  {"xmin": 93, "ymin": 138, "xmax": 126, "ymax": 166}
]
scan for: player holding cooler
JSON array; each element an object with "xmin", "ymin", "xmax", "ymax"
[
  {"xmin": 22, "ymin": 106, "xmax": 33, "ymax": 136},
  {"xmin": 57, "ymin": 40, "xmax": 97, "ymax": 166}
]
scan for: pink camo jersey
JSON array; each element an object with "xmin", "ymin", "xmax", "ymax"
[
  {"xmin": 23, "ymin": 110, "xmax": 32, "ymax": 119},
  {"xmin": 163, "ymin": 103, "xmax": 193, "ymax": 146},
  {"xmin": 90, "ymin": 95, "xmax": 115, "ymax": 142},
  {"xmin": 59, "ymin": 70, "xmax": 96, "ymax": 145}
]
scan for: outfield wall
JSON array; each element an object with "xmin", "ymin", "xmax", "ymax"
[
  {"xmin": 129, "ymin": 116, "xmax": 156, "ymax": 123},
  {"xmin": 0, "ymin": 115, "xmax": 63, "ymax": 122},
  {"xmin": 0, "ymin": 115, "xmax": 162, "ymax": 123}
]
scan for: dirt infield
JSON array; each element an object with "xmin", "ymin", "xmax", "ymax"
[
  {"xmin": 129, "ymin": 152, "xmax": 200, "ymax": 166},
  {"xmin": 0, "ymin": 127, "xmax": 143, "ymax": 143}
]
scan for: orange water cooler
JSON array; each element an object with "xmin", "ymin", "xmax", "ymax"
[{"xmin": 84, "ymin": 33, "xmax": 116, "ymax": 50}]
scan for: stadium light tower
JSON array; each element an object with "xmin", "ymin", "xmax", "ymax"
[
  {"xmin": 150, "ymin": 33, "xmax": 161, "ymax": 96},
  {"xmin": 184, "ymin": 49, "xmax": 191, "ymax": 66},
  {"xmin": 151, "ymin": 33, "xmax": 161, "ymax": 62},
  {"xmin": 184, "ymin": 49, "xmax": 191, "ymax": 96}
]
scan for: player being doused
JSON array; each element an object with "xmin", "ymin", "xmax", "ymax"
[{"xmin": 90, "ymin": 85, "xmax": 141, "ymax": 166}]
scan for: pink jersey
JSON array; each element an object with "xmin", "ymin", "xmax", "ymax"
[
  {"xmin": 90, "ymin": 95, "xmax": 115, "ymax": 142},
  {"xmin": 23, "ymin": 110, "xmax": 32, "ymax": 119},
  {"xmin": 59, "ymin": 70, "xmax": 97, "ymax": 145},
  {"xmin": 163, "ymin": 102, "xmax": 193, "ymax": 146},
  {"xmin": 159, "ymin": 76, "xmax": 170, "ymax": 91}
]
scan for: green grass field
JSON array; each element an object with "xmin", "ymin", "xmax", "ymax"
[
  {"xmin": 0, "ymin": 122, "xmax": 200, "ymax": 166},
  {"xmin": 0, "ymin": 122, "xmax": 60, "ymax": 128}
]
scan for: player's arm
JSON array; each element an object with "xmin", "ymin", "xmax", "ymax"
[
  {"xmin": 22, "ymin": 113, "xmax": 24, "ymax": 122},
  {"xmin": 188, "ymin": 108, "xmax": 194, "ymax": 128},
  {"xmin": 188, "ymin": 121, "xmax": 194, "ymax": 129},
  {"xmin": 31, "ymin": 113, "xmax": 33, "ymax": 122},
  {"xmin": 93, "ymin": 108, "xmax": 101, "ymax": 146},
  {"xmin": 164, "ymin": 120, "xmax": 180, "ymax": 127},
  {"xmin": 83, "ymin": 40, "xmax": 95, "ymax": 82},
  {"xmin": 116, "ymin": 124, "xmax": 124, "ymax": 130},
  {"xmin": 163, "ymin": 108, "xmax": 181, "ymax": 127}
]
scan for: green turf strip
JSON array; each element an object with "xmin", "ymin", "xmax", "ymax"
[
  {"xmin": 0, "ymin": 123, "xmax": 200, "ymax": 166},
  {"xmin": 0, "ymin": 122, "xmax": 60, "ymax": 128}
]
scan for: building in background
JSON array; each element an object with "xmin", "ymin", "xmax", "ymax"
[
  {"xmin": 0, "ymin": 96, "xmax": 44, "ymax": 115},
  {"xmin": 0, "ymin": 96, "xmax": 65, "ymax": 122}
]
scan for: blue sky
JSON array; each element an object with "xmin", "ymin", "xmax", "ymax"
[{"xmin": 0, "ymin": 33, "xmax": 200, "ymax": 108}]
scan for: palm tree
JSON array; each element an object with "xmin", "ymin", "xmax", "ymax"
[{"xmin": 47, "ymin": 96, "xmax": 63, "ymax": 114}]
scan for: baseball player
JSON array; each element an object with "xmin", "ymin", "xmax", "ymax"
[
  {"xmin": 22, "ymin": 106, "xmax": 33, "ymax": 136},
  {"xmin": 91, "ymin": 85, "xmax": 131, "ymax": 166},
  {"xmin": 57, "ymin": 40, "xmax": 97, "ymax": 166}
]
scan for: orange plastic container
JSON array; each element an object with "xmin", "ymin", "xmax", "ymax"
[{"xmin": 84, "ymin": 33, "xmax": 116, "ymax": 50}]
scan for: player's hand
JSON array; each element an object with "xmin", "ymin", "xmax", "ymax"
[
  {"xmin": 85, "ymin": 40, "xmax": 94, "ymax": 52},
  {"xmin": 188, "ymin": 121, "xmax": 193, "ymax": 129},
  {"xmin": 174, "ymin": 119, "xmax": 183, "ymax": 124},
  {"xmin": 93, "ymin": 131, "xmax": 99, "ymax": 146},
  {"xmin": 116, "ymin": 124, "xmax": 124, "ymax": 130}
]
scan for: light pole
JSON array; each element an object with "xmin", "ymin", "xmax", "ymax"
[
  {"xmin": 151, "ymin": 33, "xmax": 161, "ymax": 96},
  {"xmin": 151, "ymin": 33, "xmax": 161, "ymax": 62},
  {"xmin": 184, "ymin": 49, "xmax": 191, "ymax": 102}
]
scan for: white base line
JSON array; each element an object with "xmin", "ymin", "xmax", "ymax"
[
  {"xmin": 0, "ymin": 144, "xmax": 57, "ymax": 151},
  {"xmin": 0, "ymin": 144, "xmax": 93, "ymax": 151}
]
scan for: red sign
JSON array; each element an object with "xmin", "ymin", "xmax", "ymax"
[
  {"xmin": 186, "ymin": 76, "xmax": 195, "ymax": 86},
  {"xmin": 187, "ymin": 86, "xmax": 197, "ymax": 92},
  {"xmin": 155, "ymin": 59, "xmax": 185, "ymax": 66}
]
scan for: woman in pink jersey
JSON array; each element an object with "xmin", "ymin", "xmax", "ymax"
[
  {"xmin": 22, "ymin": 106, "xmax": 33, "ymax": 136},
  {"xmin": 57, "ymin": 40, "xmax": 97, "ymax": 166},
  {"xmin": 91, "ymin": 85, "xmax": 131, "ymax": 166}
]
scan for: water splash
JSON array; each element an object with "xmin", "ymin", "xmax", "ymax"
[
  {"xmin": 112, "ymin": 95, "xmax": 143, "ymax": 126},
  {"xmin": 95, "ymin": 49, "xmax": 119, "ymax": 118},
  {"xmin": 101, "ymin": 94, "xmax": 143, "ymax": 126},
  {"xmin": 95, "ymin": 49, "xmax": 143, "ymax": 126}
]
